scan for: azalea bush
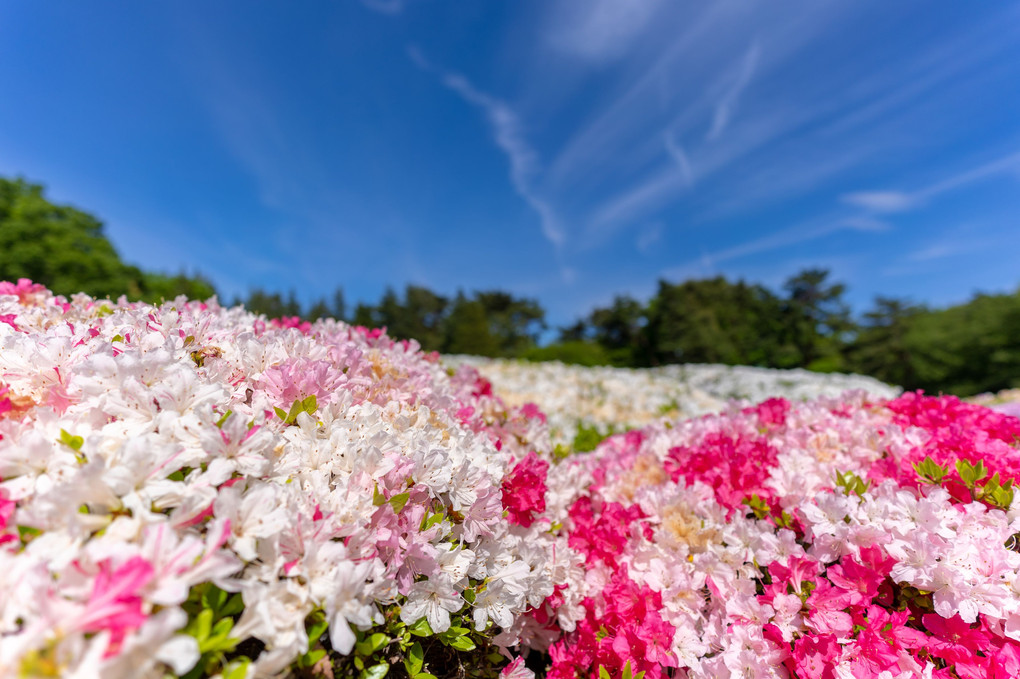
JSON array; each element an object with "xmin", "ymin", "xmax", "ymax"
[
  {"xmin": 3, "ymin": 279, "xmax": 1020, "ymax": 679},
  {"xmin": 539, "ymin": 394, "xmax": 1020, "ymax": 678},
  {"xmin": 0, "ymin": 280, "xmax": 571, "ymax": 678}
]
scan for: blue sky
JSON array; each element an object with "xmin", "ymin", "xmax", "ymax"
[{"xmin": 1, "ymin": 1, "xmax": 1019, "ymax": 328}]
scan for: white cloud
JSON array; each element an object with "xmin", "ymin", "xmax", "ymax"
[
  {"xmin": 841, "ymin": 149, "xmax": 1020, "ymax": 214},
  {"xmin": 840, "ymin": 216, "xmax": 891, "ymax": 232},
  {"xmin": 547, "ymin": 0, "xmax": 664, "ymax": 63},
  {"xmin": 707, "ymin": 41, "xmax": 760, "ymax": 141},
  {"xmin": 841, "ymin": 191, "xmax": 918, "ymax": 213},
  {"xmin": 661, "ymin": 211, "xmax": 887, "ymax": 281},
  {"xmin": 410, "ymin": 48, "xmax": 565, "ymax": 248},
  {"xmin": 919, "ymin": 150, "xmax": 1020, "ymax": 198},
  {"xmin": 663, "ymin": 130, "xmax": 693, "ymax": 187},
  {"xmin": 636, "ymin": 222, "xmax": 662, "ymax": 253}
]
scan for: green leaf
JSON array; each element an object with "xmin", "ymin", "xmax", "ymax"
[
  {"xmin": 462, "ymin": 587, "xmax": 476, "ymax": 605},
  {"xmin": 357, "ymin": 632, "xmax": 389, "ymax": 656},
  {"xmin": 448, "ymin": 635, "xmax": 475, "ymax": 651},
  {"xmin": 388, "ymin": 492, "xmax": 410, "ymax": 514},
  {"xmin": 416, "ymin": 674, "xmax": 438, "ymax": 679},
  {"xmin": 404, "ymin": 642, "xmax": 424, "ymax": 676},
  {"xmin": 834, "ymin": 469, "xmax": 870, "ymax": 497},
  {"xmin": 362, "ymin": 663, "xmax": 390, "ymax": 679},
  {"xmin": 222, "ymin": 658, "xmax": 251, "ymax": 679},
  {"xmin": 17, "ymin": 525, "xmax": 41, "ymax": 544},
  {"xmin": 302, "ymin": 394, "xmax": 318, "ymax": 414},
  {"xmin": 300, "ymin": 648, "xmax": 327, "ymax": 668},
  {"xmin": 913, "ymin": 456, "xmax": 948, "ymax": 484},
  {"xmin": 285, "ymin": 400, "xmax": 304, "ymax": 424},
  {"xmin": 201, "ymin": 584, "xmax": 228, "ymax": 613},
  {"xmin": 59, "ymin": 428, "xmax": 84, "ymax": 451},
  {"xmin": 742, "ymin": 493, "xmax": 769, "ymax": 519},
  {"xmin": 598, "ymin": 666, "xmax": 611, "ymax": 679},
  {"xmin": 220, "ymin": 593, "xmax": 245, "ymax": 618},
  {"xmin": 957, "ymin": 459, "xmax": 988, "ymax": 486},
  {"xmin": 211, "ymin": 616, "xmax": 233, "ymax": 638},
  {"xmin": 187, "ymin": 608, "xmax": 214, "ymax": 642},
  {"xmin": 274, "ymin": 406, "xmax": 288, "ymax": 421},
  {"xmin": 420, "ymin": 512, "xmax": 445, "ymax": 531},
  {"xmin": 408, "ymin": 617, "xmax": 433, "ymax": 637},
  {"xmin": 373, "ymin": 483, "xmax": 386, "ymax": 507},
  {"xmin": 306, "ymin": 609, "xmax": 329, "ymax": 643},
  {"xmin": 215, "ymin": 410, "xmax": 233, "ymax": 429}
]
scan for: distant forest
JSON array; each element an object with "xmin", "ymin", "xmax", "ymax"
[{"xmin": 4, "ymin": 175, "xmax": 1020, "ymax": 398}]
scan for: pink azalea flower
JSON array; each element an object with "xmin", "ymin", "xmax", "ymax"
[
  {"xmin": 923, "ymin": 613, "xmax": 990, "ymax": 663},
  {"xmin": 77, "ymin": 556, "xmax": 155, "ymax": 655},
  {"xmin": 500, "ymin": 656, "xmax": 535, "ymax": 679},
  {"xmin": 501, "ymin": 451, "xmax": 549, "ymax": 527},
  {"xmin": 790, "ymin": 634, "xmax": 839, "ymax": 679}
]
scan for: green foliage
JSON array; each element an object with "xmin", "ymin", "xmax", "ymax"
[
  {"xmin": 7, "ymin": 171, "xmax": 1020, "ymax": 399},
  {"xmin": 522, "ymin": 340, "xmax": 611, "ymax": 367},
  {"xmin": 0, "ymin": 176, "xmax": 215, "ymax": 302},
  {"xmin": 913, "ymin": 457, "xmax": 949, "ymax": 484},
  {"xmin": 179, "ymin": 583, "xmax": 246, "ymax": 679},
  {"xmin": 914, "ymin": 456, "xmax": 1014, "ymax": 511},
  {"xmin": 834, "ymin": 469, "xmax": 870, "ymax": 497},
  {"xmin": 274, "ymin": 395, "xmax": 318, "ymax": 425},
  {"xmin": 443, "ymin": 293, "xmax": 500, "ymax": 356},
  {"xmin": 572, "ymin": 422, "xmax": 615, "ymax": 453},
  {"xmin": 241, "ymin": 288, "xmax": 302, "ymax": 319}
]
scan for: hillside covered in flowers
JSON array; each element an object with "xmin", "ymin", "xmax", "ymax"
[{"xmin": 3, "ymin": 279, "xmax": 1020, "ymax": 679}]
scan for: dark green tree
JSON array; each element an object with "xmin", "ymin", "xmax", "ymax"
[
  {"xmin": 847, "ymin": 297, "xmax": 922, "ymax": 387},
  {"xmin": 401, "ymin": 285, "xmax": 448, "ymax": 352},
  {"xmin": 588, "ymin": 295, "xmax": 649, "ymax": 366},
  {"xmin": 0, "ymin": 176, "xmax": 216, "ymax": 302},
  {"xmin": 331, "ymin": 288, "xmax": 347, "ymax": 322},
  {"xmin": 474, "ymin": 290, "xmax": 545, "ymax": 357},
  {"xmin": 643, "ymin": 277, "xmax": 791, "ymax": 367},
  {"xmin": 351, "ymin": 302, "xmax": 377, "ymax": 328},
  {"xmin": 443, "ymin": 292, "xmax": 499, "ymax": 356},
  {"xmin": 244, "ymin": 289, "xmax": 288, "ymax": 318},
  {"xmin": 306, "ymin": 297, "xmax": 333, "ymax": 322},
  {"xmin": 1, "ymin": 177, "xmax": 142, "ymax": 299},
  {"xmin": 782, "ymin": 268, "xmax": 852, "ymax": 370}
]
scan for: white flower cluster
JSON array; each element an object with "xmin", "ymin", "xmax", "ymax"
[
  {"xmin": 444, "ymin": 356, "xmax": 900, "ymax": 445},
  {"xmin": 0, "ymin": 285, "xmax": 570, "ymax": 678}
]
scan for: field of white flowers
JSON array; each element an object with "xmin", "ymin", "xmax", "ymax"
[
  {"xmin": 444, "ymin": 356, "xmax": 902, "ymax": 448},
  {"xmin": 4, "ymin": 280, "xmax": 1020, "ymax": 679}
]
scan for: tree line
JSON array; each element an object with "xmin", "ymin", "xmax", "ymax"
[{"xmin": 3, "ymin": 175, "xmax": 1019, "ymax": 397}]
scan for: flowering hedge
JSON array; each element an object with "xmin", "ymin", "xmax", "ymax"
[{"xmin": 3, "ymin": 280, "xmax": 1020, "ymax": 679}]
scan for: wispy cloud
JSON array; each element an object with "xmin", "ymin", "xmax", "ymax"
[
  {"xmin": 707, "ymin": 40, "xmax": 760, "ymax": 141},
  {"xmin": 841, "ymin": 191, "xmax": 918, "ymax": 213},
  {"xmin": 662, "ymin": 212, "xmax": 884, "ymax": 281},
  {"xmin": 663, "ymin": 130, "xmax": 693, "ymax": 187},
  {"xmin": 407, "ymin": 46, "xmax": 565, "ymax": 251},
  {"xmin": 636, "ymin": 222, "xmax": 662, "ymax": 253},
  {"xmin": 842, "ymin": 149, "xmax": 1020, "ymax": 213},
  {"xmin": 546, "ymin": 0, "xmax": 665, "ymax": 63}
]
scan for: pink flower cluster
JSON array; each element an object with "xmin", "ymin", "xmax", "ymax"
[
  {"xmin": 539, "ymin": 390, "xmax": 1020, "ymax": 678},
  {"xmin": 4, "ymin": 280, "xmax": 1020, "ymax": 679}
]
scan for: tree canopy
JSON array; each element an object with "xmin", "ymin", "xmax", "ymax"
[
  {"xmin": 6, "ymin": 173, "xmax": 1020, "ymax": 399},
  {"xmin": 0, "ymin": 177, "xmax": 214, "ymax": 302}
]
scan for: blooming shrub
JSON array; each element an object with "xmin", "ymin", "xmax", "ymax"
[
  {"xmin": 541, "ymin": 393, "xmax": 1020, "ymax": 678},
  {"xmin": 0, "ymin": 281, "xmax": 571, "ymax": 678},
  {"xmin": 4, "ymin": 279, "xmax": 1020, "ymax": 679}
]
